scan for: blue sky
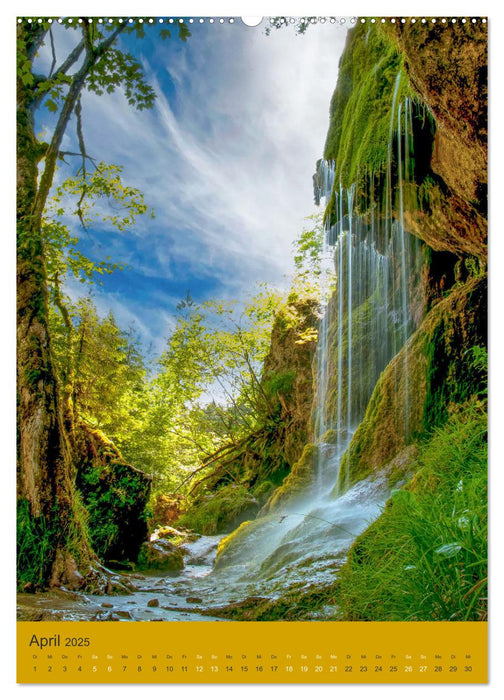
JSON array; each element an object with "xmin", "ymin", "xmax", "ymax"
[{"xmin": 35, "ymin": 18, "xmax": 348, "ymax": 354}]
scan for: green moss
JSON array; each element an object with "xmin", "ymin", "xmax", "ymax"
[
  {"xmin": 335, "ymin": 275, "xmax": 487, "ymax": 490},
  {"xmin": 261, "ymin": 443, "xmax": 317, "ymax": 514},
  {"xmin": 203, "ymin": 584, "xmax": 337, "ymax": 621},
  {"xmin": 251, "ymin": 480, "xmax": 276, "ymax": 505},
  {"xmin": 75, "ymin": 428, "xmax": 151, "ymax": 562},
  {"xmin": 214, "ymin": 518, "xmax": 264, "ymax": 568},
  {"xmin": 423, "ymin": 277, "xmax": 487, "ymax": 431},
  {"xmin": 177, "ymin": 484, "xmax": 259, "ymax": 535},
  {"xmin": 262, "ymin": 368, "xmax": 297, "ymax": 401},
  {"xmin": 137, "ymin": 539, "xmax": 184, "ymax": 571},
  {"xmin": 324, "ymin": 23, "xmax": 413, "ymax": 189}
]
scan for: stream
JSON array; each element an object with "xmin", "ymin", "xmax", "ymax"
[{"xmin": 17, "ymin": 470, "xmax": 389, "ymax": 622}]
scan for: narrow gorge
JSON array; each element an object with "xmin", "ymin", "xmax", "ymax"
[{"xmin": 17, "ymin": 19, "xmax": 487, "ymax": 623}]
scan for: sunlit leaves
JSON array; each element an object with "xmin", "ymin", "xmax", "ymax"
[
  {"xmin": 87, "ymin": 49, "xmax": 156, "ymax": 109},
  {"xmin": 54, "ymin": 161, "xmax": 151, "ymax": 230},
  {"xmin": 293, "ymin": 213, "xmax": 324, "ymax": 277}
]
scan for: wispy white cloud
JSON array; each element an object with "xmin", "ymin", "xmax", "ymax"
[{"xmin": 38, "ymin": 21, "xmax": 348, "ymax": 348}]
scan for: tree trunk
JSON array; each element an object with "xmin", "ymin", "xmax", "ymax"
[{"xmin": 16, "ymin": 35, "xmax": 92, "ymax": 588}]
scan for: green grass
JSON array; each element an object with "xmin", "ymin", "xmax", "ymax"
[
  {"xmin": 332, "ymin": 399, "xmax": 487, "ymax": 620},
  {"xmin": 17, "ymin": 499, "xmax": 57, "ymax": 589}
]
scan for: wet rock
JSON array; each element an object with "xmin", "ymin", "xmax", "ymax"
[
  {"xmin": 101, "ymin": 602, "xmax": 114, "ymax": 608},
  {"xmin": 186, "ymin": 596, "xmax": 203, "ymax": 604},
  {"xmin": 17, "ymin": 606, "xmax": 64, "ymax": 621},
  {"xmin": 105, "ymin": 560, "xmax": 136, "ymax": 572},
  {"xmin": 115, "ymin": 610, "xmax": 133, "ymax": 619},
  {"xmin": 68, "ymin": 569, "xmax": 85, "ymax": 590},
  {"xmin": 105, "ymin": 579, "xmax": 133, "ymax": 595},
  {"xmin": 147, "ymin": 598, "xmax": 159, "ymax": 607},
  {"xmin": 137, "ymin": 539, "xmax": 185, "ymax": 571},
  {"xmin": 150, "ymin": 525, "xmax": 198, "ymax": 544}
]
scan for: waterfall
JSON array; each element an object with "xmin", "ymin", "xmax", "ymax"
[{"xmin": 314, "ymin": 88, "xmax": 424, "ymax": 491}]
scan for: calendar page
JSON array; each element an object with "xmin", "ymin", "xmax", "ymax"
[{"xmin": 16, "ymin": 14, "xmax": 488, "ymax": 685}]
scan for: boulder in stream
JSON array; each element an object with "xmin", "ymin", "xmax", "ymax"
[{"xmin": 137, "ymin": 539, "xmax": 185, "ymax": 571}]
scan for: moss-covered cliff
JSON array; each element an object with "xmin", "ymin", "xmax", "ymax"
[
  {"xmin": 317, "ymin": 21, "xmax": 487, "ymax": 490},
  {"xmin": 315, "ymin": 20, "xmax": 488, "ymax": 622},
  {"xmin": 320, "ymin": 21, "xmax": 486, "ymax": 261},
  {"xmin": 338, "ymin": 273, "xmax": 487, "ymax": 488}
]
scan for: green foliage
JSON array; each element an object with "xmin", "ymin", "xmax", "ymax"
[
  {"xmin": 50, "ymin": 297, "xmax": 146, "ymax": 440},
  {"xmin": 263, "ymin": 369, "xmax": 296, "ymax": 400},
  {"xmin": 17, "ymin": 495, "xmax": 92, "ymax": 589},
  {"xmin": 293, "ymin": 214, "xmax": 324, "ymax": 277},
  {"xmin": 43, "ymin": 163, "xmax": 151, "ymax": 295},
  {"xmin": 76, "ymin": 456, "xmax": 150, "ymax": 561},
  {"xmin": 121, "ymin": 288, "xmax": 283, "ymax": 492},
  {"xmin": 17, "ymin": 500, "xmax": 57, "ymax": 589},
  {"xmin": 334, "ymin": 401, "xmax": 487, "ymax": 621},
  {"xmin": 465, "ymin": 345, "xmax": 488, "ymax": 396}
]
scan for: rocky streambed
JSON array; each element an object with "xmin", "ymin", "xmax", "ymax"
[{"xmin": 17, "ymin": 475, "xmax": 388, "ymax": 622}]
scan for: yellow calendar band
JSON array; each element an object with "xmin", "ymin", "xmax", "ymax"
[{"xmin": 17, "ymin": 620, "xmax": 487, "ymax": 684}]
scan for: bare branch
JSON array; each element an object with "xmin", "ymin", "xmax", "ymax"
[
  {"xmin": 75, "ymin": 98, "xmax": 88, "ymax": 228},
  {"xmin": 58, "ymin": 150, "xmax": 98, "ymax": 167},
  {"xmin": 53, "ymin": 38, "xmax": 85, "ymax": 77},
  {"xmin": 48, "ymin": 28, "xmax": 57, "ymax": 78}
]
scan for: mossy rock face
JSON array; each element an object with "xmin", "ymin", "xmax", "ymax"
[
  {"xmin": 214, "ymin": 516, "xmax": 278, "ymax": 570},
  {"xmin": 74, "ymin": 424, "xmax": 152, "ymax": 563},
  {"xmin": 322, "ymin": 22, "xmax": 487, "ymax": 260},
  {"xmin": 176, "ymin": 485, "xmax": 259, "ymax": 535},
  {"xmin": 137, "ymin": 539, "xmax": 184, "ymax": 571},
  {"xmin": 385, "ymin": 20, "xmax": 487, "ymax": 211},
  {"xmin": 251, "ymin": 480, "xmax": 276, "ymax": 505},
  {"xmin": 337, "ymin": 275, "xmax": 487, "ymax": 489},
  {"xmin": 323, "ymin": 22, "xmax": 412, "ymax": 187},
  {"xmin": 259, "ymin": 444, "xmax": 318, "ymax": 515},
  {"xmin": 261, "ymin": 296, "xmax": 318, "ymax": 467}
]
